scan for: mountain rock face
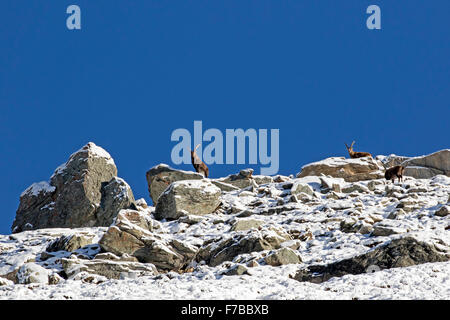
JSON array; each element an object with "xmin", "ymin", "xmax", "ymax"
[
  {"xmin": 297, "ymin": 157, "xmax": 385, "ymax": 182},
  {"xmin": 2, "ymin": 145, "xmax": 450, "ymax": 299},
  {"xmin": 12, "ymin": 142, "xmax": 135, "ymax": 233}
]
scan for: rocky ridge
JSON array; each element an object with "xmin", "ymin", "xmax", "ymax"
[{"xmin": 1, "ymin": 144, "xmax": 449, "ymax": 298}]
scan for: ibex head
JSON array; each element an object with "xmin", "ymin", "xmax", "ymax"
[{"xmin": 345, "ymin": 141, "xmax": 356, "ymax": 154}]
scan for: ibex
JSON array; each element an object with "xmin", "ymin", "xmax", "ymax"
[
  {"xmin": 345, "ymin": 141, "xmax": 372, "ymax": 159},
  {"xmin": 191, "ymin": 144, "xmax": 209, "ymax": 178},
  {"xmin": 384, "ymin": 165, "xmax": 405, "ymax": 184}
]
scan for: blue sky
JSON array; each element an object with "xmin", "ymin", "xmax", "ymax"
[{"xmin": 0, "ymin": 1, "xmax": 449, "ymax": 234}]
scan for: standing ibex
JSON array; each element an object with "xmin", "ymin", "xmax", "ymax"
[
  {"xmin": 345, "ymin": 141, "xmax": 372, "ymax": 159},
  {"xmin": 191, "ymin": 144, "xmax": 209, "ymax": 178},
  {"xmin": 384, "ymin": 165, "xmax": 405, "ymax": 184}
]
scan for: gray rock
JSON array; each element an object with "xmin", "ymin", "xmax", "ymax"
[
  {"xmin": 341, "ymin": 184, "xmax": 370, "ymax": 194},
  {"xmin": 222, "ymin": 264, "xmax": 250, "ymax": 276},
  {"xmin": 209, "ymin": 180, "xmax": 240, "ymax": 192},
  {"xmin": 178, "ymin": 214, "xmax": 205, "ymax": 225},
  {"xmin": 401, "ymin": 149, "xmax": 450, "ymax": 178},
  {"xmin": 367, "ymin": 180, "xmax": 383, "ymax": 191},
  {"xmin": 297, "ymin": 157, "xmax": 384, "ymax": 182},
  {"xmin": 291, "ymin": 182, "xmax": 314, "ymax": 196},
  {"xmin": 94, "ymin": 252, "xmax": 139, "ymax": 262},
  {"xmin": 96, "ymin": 177, "xmax": 136, "ymax": 226},
  {"xmin": 372, "ymin": 224, "xmax": 406, "ymax": 237},
  {"xmin": 197, "ymin": 230, "xmax": 291, "ymax": 267},
  {"xmin": 146, "ymin": 164, "xmax": 204, "ymax": 205},
  {"xmin": 435, "ymin": 205, "xmax": 450, "ymax": 217},
  {"xmin": 264, "ymin": 248, "xmax": 302, "ymax": 266},
  {"xmin": 12, "ymin": 142, "xmax": 134, "ymax": 232},
  {"xmin": 294, "ymin": 237, "xmax": 449, "ymax": 283},
  {"xmin": 340, "ymin": 218, "xmax": 358, "ymax": 233},
  {"xmin": 357, "ymin": 222, "xmax": 374, "ymax": 235},
  {"xmin": 230, "ymin": 218, "xmax": 264, "ymax": 232},
  {"xmin": 319, "ymin": 177, "xmax": 343, "ymax": 193},
  {"xmin": 216, "ymin": 169, "xmax": 256, "ymax": 189},
  {"xmin": 404, "ymin": 166, "xmax": 443, "ymax": 179},
  {"xmin": 48, "ymin": 272, "xmax": 64, "ymax": 285},
  {"xmin": 99, "ymin": 209, "xmax": 197, "ymax": 271},
  {"xmin": 61, "ymin": 258, "xmax": 158, "ymax": 280},
  {"xmin": 46, "ymin": 234, "xmax": 94, "ymax": 252},
  {"xmin": 154, "ymin": 180, "xmax": 221, "ymax": 220},
  {"xmin": 387, "ymin": 209, "xmax": 406, "ymax": 220},
  {"xmin": 16, "ymin": 263, "xmax": 49, "ymax": 284}
]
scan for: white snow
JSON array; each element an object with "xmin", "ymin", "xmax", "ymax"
[
  {"xmin": 301, "ymin": 156, "xmax": 381, "ymax": 169},
  {"xmin": 0, "ymin": 262, "xmax": 449, "ymax": 300},
  {"xmin": 2, "ymin": 170, "xmax": 450, "ymax": 300},
  {"xmin": 20, "ymin": 181, "xmax": 55, "ymax": 198}
]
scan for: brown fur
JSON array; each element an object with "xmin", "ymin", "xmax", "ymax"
[
  {"xmin": 385, "ymin": 165, "xmax": 405, "ymax": 184},
  {"xmin": 345, "ymin": 141, "xmax": 372, "ymax": 159},
  {"xmin": 191, "ymin": 144, "xmax": 209, "ymax": 178}
]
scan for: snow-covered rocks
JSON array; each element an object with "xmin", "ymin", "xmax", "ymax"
[
  {"xmin": 197, "ymin": 229, "xmax": 292, "ymax": 267},
  {"xmin": 3, "ymin": 148, "xmax": 450, "ymax": 299},
  {"xmin": 12, "ymin": 142, "xmax": 135, "ymax": 233},
  {"xmin": 402, "ymin": 149, "xmax": 450, "ymax": 179},
  {"xmin": 16, "ymin": 263, "xmax": 49, "ymax": 285},
  {"xmin": 293, "ymin": 237, "xmax": 449, "ymax": 284},
  {"xmin": 61, "ymin": 257, "xmax": 158, "ymax": 280},
  {"xmin": 146, "ymin": 164, "xmax": 205, "ymax": 205},
  {"xmin": 46, "ymin": 234, "xmax": 94, "ymax": 253},
  {"xmin": 216, "ymin": 168, "xmax": 272, "ymax": 189},
  {"xmin": 154, "ymin": 180, "xmax": 222, "ymax": 220},
  {"xmin": 297, "ymin": 156, "xmax": 385, "ymax": 182},
  {"xmin": 99, "ymin": 209, "xmax": 197, "ymax": 271},
  {"xmin": 264, "ymin": 248, "xmax": 302, "ymax": 266}
]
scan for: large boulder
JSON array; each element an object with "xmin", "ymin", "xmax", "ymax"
[
  {"xmin": 61, "ymin": 258, "xmax": 158, "ymax": 280},
  {"xmin": 12, "ymin": 142, "xmax": 135, "ymax": 233},
  {"xmin": 146, "ymin": 164, "xmax": 243, "ymax": 207},
  {"xmin": 99, "ymin": 209, "xmax": 197, "ymax": 271},
  {"xmin": 294, "ymin": 237, "xmax": 449, "ymax": 283},
  {"xmin": 264, "ymin": 248, "xmax": 302, "ymax": 266},
  {"xmin": 401, "ymin": 149, "xmax": 450, "ymax": 179},
  {"xmin": 146, "ymin": 164, "xmax": 204, "ymax": 205},
  {"xmin": 196, "ymin": 229, "xmax": 291, "ymax": 267},
  {"xmin": 296, "ymin": 157, "xmax": 384, "ymax": 182},
  {"xmin": 46, "ymin": 234, "xmax": 94, "ymax": 252},
  {"xmin": 379, "ymin": 150, "xmax": 450, "ymax": 179},
  {"xmin": 154, "ymin": 180, "xmax": 222, "ymax": 220},
  {"xmin": 16, "ymin": 263, "xmax": 49, "ymax": 284}
]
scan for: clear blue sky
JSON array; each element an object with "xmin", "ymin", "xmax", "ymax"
[{"xmin": 0, "ymin": 1, "xmax": 449, "ymax": 234}]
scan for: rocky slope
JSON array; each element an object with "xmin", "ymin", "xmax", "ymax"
[{"xmin": 1, "ymin": 143, "xmax": 449, "ymax": 299}]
